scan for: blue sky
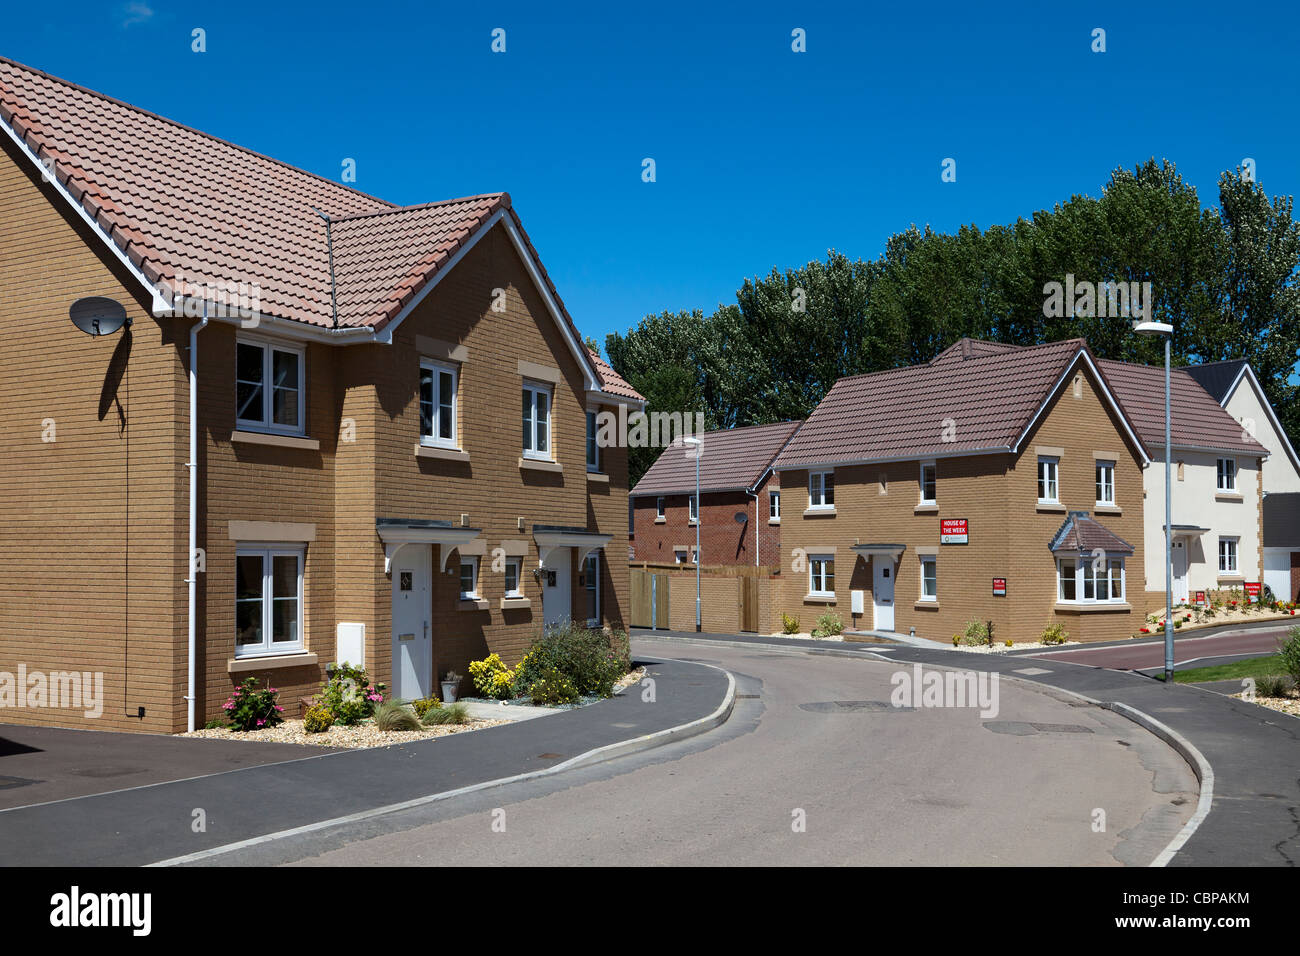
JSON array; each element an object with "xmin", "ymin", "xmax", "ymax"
[{"xmin": 6, "ymin": 0, "xmax": 1297, "ymax": 346}]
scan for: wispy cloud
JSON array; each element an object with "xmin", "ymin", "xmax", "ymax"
[{"xmin": 120, "ymin": 1, "xmax": 154, "ymax": 29}]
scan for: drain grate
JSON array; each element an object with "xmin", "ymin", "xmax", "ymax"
[{"xmin": 799, "ymin": 700, "xmax": 915, "ymax": 714}]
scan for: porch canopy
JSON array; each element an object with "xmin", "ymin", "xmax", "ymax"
[
  {"xmin": 532, "ymin": 525, "xmax": 612, "ymax": 566},
  {"xmin": 851, "ymin": 543, "xmax": 906, "ymax": 562},
  {"xmin": 1164, "ymin": 523, "xmax": 1211, "ymax": 539},
  {"xmin": 376, "ymin": 518, "xmax": 482, "ymax": 573}
]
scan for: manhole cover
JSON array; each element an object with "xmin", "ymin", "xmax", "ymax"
[
  {"xmin": 1013, "ymin": 667, "xmax": 1053, "ymax": 676},
  {"xmin": 799, "ymin": 700, "xmax": 915, "ymax": 713},
  {"xmin": 985, "ymin": 721, "xmax": 1093, "ymax": 735},
  {"xmin": 0, "ymin": 775, "xmax": 39, "ymax": 790}
]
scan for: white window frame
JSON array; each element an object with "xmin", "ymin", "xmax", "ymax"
[
  {"xmin": 234, "ymin": 545, "xmax": 304, "ymax": 658},
  {"xmin": 1218, "ymin": 537, "xmax": 1239, "ymax": 574},
  {"xmin": 674, "ymin": 548, "xmax": 688, "ymax": 564},
  {"xmin": 809, "ymin": 554, "xmax": 835, "ymax": 597},
  {"xmin": 419, "ymin": 358, "xmax": 459, "ymax": 449},
  {"xmin": 809, "ymin": 470, "xmax": 835, "ymax": 509},
  {"xmin": 769, "ymin": 489, "xmax": 781, "ymax": 521},
  {"xmin": 919, "ymin": 555, "xmax": 937, "ymax": 601},
  {"xmin": 584, "ymin": 551, "xmax": 601, "ymax": 625},
  {"xmin": 522, "ymin": 382, "xmax": 553, "ymax": 460},
  {"xmin": 586, "ymin": 410, "xmax": 601, "ymax": 472},
  {"xmin": 1037, "ymin": 456, "xmax": 1059, "ymax": 503},
  {"xmin": 504, "ymin": 558, "xmax": 523, "ymax": 598},
  {"xmin": 1217, "ymin": 457, "xmax": 1237, "ymax": 492},
  {"xmin": 656, "ymin": 496, "xmax": 665, "ymax": 519},
  {"xmin": 688, "ymin": 494, "xmax": 698, "ymax": 523},
  {"xmin": 459, "ymin": 556, "xmax": 480, "ymax": 600},
  {"xmin": 1095, "ymin": 460, "xmax": 1115, "ymax": 505},
  {"xmin": 1057, "ymin": 555, "xmax": 1125, "ymax": 605},
  {"xmin": 919, "ymin": 461, "xmax": 937, "ymax": 505},
  {"xmin": 236, "ymin": 337, "xmax": 305, "ymax": 435}
]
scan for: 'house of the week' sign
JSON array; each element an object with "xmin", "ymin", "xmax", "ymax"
[{"xmin": 940, "ymin": 518, "xmax": 969, "ymax": 544}]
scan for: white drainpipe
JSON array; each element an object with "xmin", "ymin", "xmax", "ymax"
[
  {"xmin": 745, "ymin": 488, "xmax": 760, "ymax": 567},
  {"xmin": 186, "ymin": 312, "xmax": 208, "ymax": 732}
]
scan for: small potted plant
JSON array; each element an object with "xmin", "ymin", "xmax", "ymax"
[{"xmin": 441, "ymin": 670, "xmax": 463, "ymax": 703}]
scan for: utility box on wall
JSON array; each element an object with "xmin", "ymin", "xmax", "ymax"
[{"xmin": 337, "ymin": 622, "xmax": 365, "ymax": 668}]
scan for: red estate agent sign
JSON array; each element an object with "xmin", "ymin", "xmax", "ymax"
[
  {"xmin": 992, "ymin": 578, "xmax": 1007, "ymax": 596},
  {"xmin": 940, "ymin": 518, "xmax": 969, "ymax": 544},
  {"xmin": 1245, "ymin": 582, "xmax": 1261, "ymax": 601},
  {"xmin": 1195, "ymin": 590, "xmax": 1207, "ymax": 608}
]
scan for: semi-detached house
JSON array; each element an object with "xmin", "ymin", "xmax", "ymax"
[
  {"xmin": 772, "ymin": 338, "xmax": 1153, "ymax": 645},
  {"xmin": 0, "ymin": 57, "xmax": 643, "ymax": 733}
]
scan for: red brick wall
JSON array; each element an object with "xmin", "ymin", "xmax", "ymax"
[{"xmin": 633, "ymin": 471, "xmax": 782, "ymax": 567}]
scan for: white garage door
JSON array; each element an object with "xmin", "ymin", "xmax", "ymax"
[{"xmin": 1263, "ymin": 549, "xmax": 1292, "ymax": 602}]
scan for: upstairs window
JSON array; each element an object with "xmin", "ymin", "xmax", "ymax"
[
  {"xmin": 919, "ymin": 462, "xmax": 937, "ymax": 504},
  {"xmin": 769, "ymin": 489, "xmax": 781, "ymax": 521},
  {"xmin": 809, "ymin": 471, "xmax": 835, "ymax": 509},
  {"xmin": 586, "ymin": 411, "xmax": 601, "ymax": 471},
  {"xmin": 1095, "ymin": 461, "xmax": 1115, "ymax": 505},
  {"xmin": 688, "ymin": 495, "xmax": 698, "ymax": 522},
  {"xmin": 419, "ymin": 359, "xmax": 458, "ymax": 447},
  {"xmin": 237, "ymin": 339, "xmax": 304, "ymax": 434},
  {"xmin": 1217, "ymin": 458, "xmax": 1237, "ymax": 492},
  {"xmin": 1037, "ymin": 457, "xmax": 1059, "ymax": 503},
  {"xmin": 656, "ymin": 497, "xmax": 665, "ymax": 519},
  {"xmin": 522, "ymin": 384, "xmax": 552, "ymax": 459}
]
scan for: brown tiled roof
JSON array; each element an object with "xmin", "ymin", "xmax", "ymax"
[
  {"xmin": 633, "ymin": 421, "xmax": 802, "ymax": 496},
  {"xmin": 774, "ymin": 339, "xmax": 1115, "ymax": 469},
  {"xmin": 0, "ymin": 56, "xmax": 625, "ymax": 401},
  {"xmin": 1049, "ymin": 511, "xmax": 1134, "ymax": 554},
  {"xmin": 1096, "ymin": 359, "xmax": 1267, "ymax": 455},
  {"xmin": 587, "ymin": 349, "xmax": 644, "ymax": 402},
  {"xmin": 928, "ymin": 338, "xmax": 1026, "ymax": 365}
]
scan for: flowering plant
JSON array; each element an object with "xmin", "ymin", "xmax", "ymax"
[
  {"xmin": 222, "ymin": 677, "xmax": 285, "ymax": 732},
  {"xmin": 320, "ymin": 662, "xmax": 386, "ymax": 725}
]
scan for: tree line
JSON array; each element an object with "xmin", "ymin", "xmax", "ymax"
[{"xmin": 604, "ymin": 160, "xmax": 1300, "ymax": 486}]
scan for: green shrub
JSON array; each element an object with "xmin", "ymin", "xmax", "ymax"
[
  {"xmin": 221, "ymin": 677, "xmax": 285, "ymax": 732},
  {"xmin": 812, "ymin": 612, "xmax": 843, "ymax": 638},
  {"xmin": 1040, "ymin": 621, "xmax": 1069, "ymax": 645},
  {"xmin": 422, "ymin": 702, "xmax": 470, "ymax": 726},
  {"xmin": 374, "ymin": 701, "xmax": 422, "ymax": 731},
  {"xmin": 529, "ymin": 666, "xmax": 581, "ymax": 705},
  {"xmin": 303, "ymin": 706, "xmax": 334, "ymax": 733},
  {"xmin": 512, "ymin": 622, "xmax": 630, "ymax": 698},
  {"xmin": 412, "ymin": 696, "xmax": 441, "ymax": 718},
  {"xmin": 204, "ymin": 718, "xmax": 229, "ymax": 731},
  {"xmin": 1255, "ymin": 674, "xmax": 1294, "ymax": 699},
  {"xmin": 320, "ymin": 663, "xmax": 386, "ymax": 725},
  {"xmin": 960, "ymin": 619, "xmax": 990, "ymax": 646},
  {"xmin": 469, "ymin": 653, "xmax": 515, "ymax": 699},
  {"xmin": 781, "ymin": 612, "xmax": 800, "ymax": 635},
  {"xmin": 1277, "ymin": 627, "xmax": 1300, "ymax": 685}
]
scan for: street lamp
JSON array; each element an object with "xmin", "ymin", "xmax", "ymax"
[
  {"xmin": 1134, "ymin": 318, "xmax": 1175, "ymax": 682},
  {"xmin": 683, "ymin": 436, "xmax": 703, "ymax": 632}
]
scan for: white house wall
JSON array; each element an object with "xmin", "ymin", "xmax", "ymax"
[{"xmin": 1222, "ymin": 377, "xmax": 1300, "ymax": 494}]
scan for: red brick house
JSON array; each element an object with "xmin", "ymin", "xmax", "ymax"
[{"xmin": 631, "ymin": 421, "xmax": 800, "ymax": 567}]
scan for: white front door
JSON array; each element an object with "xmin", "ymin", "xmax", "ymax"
[
  {"xmin": 1172, "ymin": 539, "xmax": 1189, "ymax": 604},
  {"xmin": 391, "ymin": 544, "xmax": 432, "ymax": 701},
  {"xmin": 873, "ymin": 558, "xmax": 895, "ymax": 631},
  {"xmin": 543, "ymin": 548, "xmax": 572, "ymax": 629}
]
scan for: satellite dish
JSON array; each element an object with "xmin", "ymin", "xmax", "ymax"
[
  {"xmin": 69, "ymin": 297, "xmax": 129, "ymax": 337},
  {"xmin": 734, "ymin": 512, "xmax": 748, "ymax": 524}
]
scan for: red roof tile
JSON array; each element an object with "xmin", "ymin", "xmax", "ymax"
[
  {"xmin": 587, "ymin": 349, "xmax": 644, "ymax": 402},
  {"xmin": 634, "ymin": 421, "xmax": 802, "ymax": 496}
]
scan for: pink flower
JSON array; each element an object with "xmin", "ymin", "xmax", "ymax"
[
  {"xmin": 256, "ymin": 719, "xmax": 265, "ymax": 727},
  {"xmin": 275, "ymin": 705, "xmax": 284, "ymax": 711}
]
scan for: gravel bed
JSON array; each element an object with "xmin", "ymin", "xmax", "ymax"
[
  {"xmin": 1233, "ymin": 693, "xmax": 1300, "ymax": 719},
  {"xmin": 948, "ymin": 640, "xmax": 1080, "ymax": 653},
  {"xmin": 180, "ymin": 716, "xmax": 507, "ymax": 749},
  {"xmin": 765, "ymin": 631, "xmax": 845, "ymax": 642}
]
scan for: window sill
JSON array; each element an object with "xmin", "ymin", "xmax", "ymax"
[
  {"xmin": 1053, "ymin": 603, "xmax": 1131, "ymax": 614},
  {"xmin": 416, "ymin": 443, "xmax": 469, "ymax": 462},
  {"xmin": 1093, "ymin": 504, "xmax": 1122, "ymax": 515},
  {"xmin": 1216, "ymin": 575, "xmax": 1245, "ymax": 584},
  {"xmin": 768, "ymin": 518, "xmax": 781, "ymax": 525},
  {"xmin": 459, "ymin": 599, "xmax": 489, "ymax": 611},
  {"xmin": 1036, "ymin": 502, "xmax": 1066, "ymax": 513},
  {"xmin": 654, "ymin": 517, "xmax": 666, "ymax": 524},
  {"xmin": 803, "ymin": 593, "xmax": 837, "ymax": 604},
  {"xmin": 688, "ymin": 519, "xmax": 698, "ymax": 526},
  {"xmin": 586, "ymin": 471, "xmax": 609, "ymax": 483},
  {"xmin": 803, "ymin": 507, "xmax": 837, "ymax": 517},
  {"xmin": 914, "ymin": 600, "xmax": 940, "ymax": 610},
  {"xmin": 232, "ymin": 430, "xmax": 320, "ymax": 451},
  {"xmin": 228, "ymin": 651, "xmax": 318, "ymax": 673},
  {"xmin": 500, "ymin": 597, "xmax": 532, "ymax": 610},
  {"xmin": 1215, "ymin": 493, "xmax": 1243, "ymax": 502},
  {"xmin": 914, "ymin": 503, "xmax": 938, "ymax": 514},
  {"xmin": 519, "ymin": 457, "xmax": 562, "ymax": 473}
]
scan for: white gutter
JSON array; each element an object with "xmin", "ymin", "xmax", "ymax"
[{"xmin": 185, "ymin": 312, "xmax": 208, "ymax": 732}]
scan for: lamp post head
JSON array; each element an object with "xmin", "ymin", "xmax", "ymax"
[{"xmin": 1132, "ymin": 319, "xmax": 1174, "ymax": 336}]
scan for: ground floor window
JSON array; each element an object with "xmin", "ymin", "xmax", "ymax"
[
  {"xmin": 919, "ymin": 555, "xmax": 937, "ymax": 600},
  {"xmin": 1218, "ymin": 537, "xmax": 1238, "ymax": 573},
  {"xmin": 809, "ymin": 555, "xmax": 835, "ymax": 596},
  {"xmin": 235, "ymin": 546, "xmax": 303, "ymax": 656},
  {"xmin": 1057, "ymin": 556, "xmax": 1125, "ymax": 604},
  {"xmin": 504, "ymin": 558, "xmax": 523, "ymax": 598},
  {"xmin": 583, "ymin": 551, "xmax": 601, "ymax": 624},
  {"xmin": 459, "ymin": 556, "xmax": 479, "ymax": 599}
]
